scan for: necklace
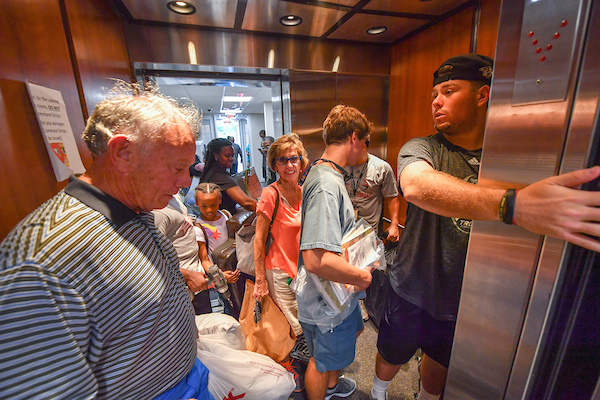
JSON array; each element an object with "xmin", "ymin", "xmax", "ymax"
[{"xmin": 349, "ymin": 159, "xmax": 369, "ymax": 196}]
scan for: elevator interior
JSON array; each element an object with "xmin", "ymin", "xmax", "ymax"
[{"xmin": 9, "ymin": 3, "xmax": 600, "ymax": 398}]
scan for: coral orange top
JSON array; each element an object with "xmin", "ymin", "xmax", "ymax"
[{"xmin": 256, "ymin": 184, "xmax": 301, "ymax": 278}]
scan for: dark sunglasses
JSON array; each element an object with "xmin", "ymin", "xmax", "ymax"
[{"xmin": 275, "ymin": 156, "xmax": 301, "ymax": 166}]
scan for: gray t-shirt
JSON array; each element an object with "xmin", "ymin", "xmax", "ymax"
[
  {"xmin": 153, "ymin": 196, "xmax": 201, "ymax": 273},
  {"xmin": 344, "ymin": 153, "xmax": 399, "ymax": 230},
  {"xmin": 297, "ymin": 163, "xmax": 359, "ymax": 332},
  {"xmin": 390, "ymin": 133, "xmax": 481, "ymax": 321}
]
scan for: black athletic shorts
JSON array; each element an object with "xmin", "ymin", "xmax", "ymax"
[
  {"xmin": 376, "ymin": 287, "xmax": 456, "ymax": 368},
  {"xmin": 192, "ymin": 290, "xmax": 212, "ymax": 315}
]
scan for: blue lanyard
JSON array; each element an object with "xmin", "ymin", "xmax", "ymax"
[
  {"xmin": 299, "ymin": 158, "xmax": 350, "ymax": 185},
  {"xmin": 349, "ymin": 159, "xmax": 369, "ymax": 196}
]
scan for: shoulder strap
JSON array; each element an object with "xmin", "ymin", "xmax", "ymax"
[
  {"xmin": 197, "ymin": 222, "xmax": 210, "ymax": 253},
  {"xmin": 201, "ymin": 166, "xmax": 217, "ymax": 183},
  {"xmin": 267, "ymin": 185, "xmax": 280, "ymax": 237},
  {"xmin": 220, "ymin": 209, "xmax": 232, "ymax": 220}
]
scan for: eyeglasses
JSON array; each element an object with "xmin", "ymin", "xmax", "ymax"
[
  {"xmin": 365, "ymin": 134, "xmax": 371, "ymax": 148},
  {"xmin": 275, "ymin": 156, "xmax": 301, "ymax": 166}
]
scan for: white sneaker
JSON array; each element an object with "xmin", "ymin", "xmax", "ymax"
[{"xmin": 369, "ymin": 389, "xmax": 388, "ymax": 400}]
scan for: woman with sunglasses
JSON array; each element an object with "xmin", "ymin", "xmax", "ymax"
[{"xmin": 253, "ymin": 133, "xmax": 311, "ymax": 363}]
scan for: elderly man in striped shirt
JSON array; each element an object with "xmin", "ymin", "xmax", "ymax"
[{"xmin": 0, "ymin": 83, "xmax": 212, "ymax": 400}]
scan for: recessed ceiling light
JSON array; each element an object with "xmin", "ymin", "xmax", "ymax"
[
  {"xmin": 223, "ymin": 96, "xmax": 253, "ymax": 102},
  {"xmin": 280, "ymin": 15, "xmax": 302, "ymax": 27},
  {"xmin": 167, "ymin": 1, "xmax": 196, "ymax": 15},
  {"xmin": 367, "ymin": 26, "xmax": 387, "ymax": 35}
]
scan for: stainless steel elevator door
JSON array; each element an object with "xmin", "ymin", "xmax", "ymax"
[{"xmin": 445, "ymin": 0, "xmax": 599, "ymax": 398}]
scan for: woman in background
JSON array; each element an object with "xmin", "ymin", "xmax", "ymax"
[
  {"xmin": 253, "ymin": 133, "xmax": 310, "ymax": 362},
  {"xmin": 200, "ymin": 138, "xmax": 257, "ymax": 215}
]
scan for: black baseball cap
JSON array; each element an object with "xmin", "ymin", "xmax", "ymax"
[{"xmin": 433, "ymin": 54, "xmax": 493, "ymax": 87}]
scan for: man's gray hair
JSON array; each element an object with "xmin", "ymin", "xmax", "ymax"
[{"xmin": 82, "ymin": 81, "xmax": 201, "ymax": 157}]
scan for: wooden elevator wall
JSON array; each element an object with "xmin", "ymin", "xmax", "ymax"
[
  {"xmin": 385, "ymin": 0, "xmax": 502, "ymax": 225},
  {"xmin": 0, "ymin": 0, "xmax": 131, "ymax": 240}
]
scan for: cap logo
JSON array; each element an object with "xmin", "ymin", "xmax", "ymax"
[
  {"xmin": 480, "ymin": 66, "xmax": 493, "ymax": 79},
  {"xmin": 438, "ymin": 65, "xmax": 453, "ymax": 76}
]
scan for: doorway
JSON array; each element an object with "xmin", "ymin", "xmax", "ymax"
[{"xmin": 135, "ymin": 63, "xmax": 291, "ymax": 183}]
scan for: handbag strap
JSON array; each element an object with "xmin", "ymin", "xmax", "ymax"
[
  {"xmin": 266, "ymin": 185, "xmax": 280, "ymax": 242},
  {"xmin": 198, "ymin": 222, "xmax": 210, "ymax": 254},
  {"xmin": 200, "ymin": 165, "xmax": 217, "ymax": 184}
]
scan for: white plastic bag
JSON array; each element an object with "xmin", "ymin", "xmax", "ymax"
[
  {"xmin": 197, "ymin": 339, "xmax": 295, "ymax": 400},
  {"xmin": 298, "ymin": 219, "xmax": 387, "ymax": 315},
  {"xmin": 195, "ymin": 313, "xmax": 246, "ymax": 350}
]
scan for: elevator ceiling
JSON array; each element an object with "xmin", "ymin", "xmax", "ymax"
[{"xmin": 114, "ymin": 0, "xmax": 474, "ymax": 44}]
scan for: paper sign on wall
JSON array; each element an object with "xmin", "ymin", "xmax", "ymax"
[{"xmin": 26, "ymin": 82, "xmax": 86, "ymax": 182}]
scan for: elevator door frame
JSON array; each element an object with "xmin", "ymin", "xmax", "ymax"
[{"xmin": 445, "ymin": 0, "xmax": 600, "ymax": 398}]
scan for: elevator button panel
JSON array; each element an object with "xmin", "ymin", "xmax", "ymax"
[{"xmin": 512, "ymin": 0, "xmax": 586, "ymax": 105}]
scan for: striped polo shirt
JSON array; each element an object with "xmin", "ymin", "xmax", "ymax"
[{"xmin": 0, "ymin": 176, "xmax": 197, "ymax": 399}]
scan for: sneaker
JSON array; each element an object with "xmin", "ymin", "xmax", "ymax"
[
  {"xmin": 369, "ymin": 389, "xmax": 388, "ymax": 400},
  {"xmin": 325, "ymin": 376, "xmax": 356, "ymax": 399},
  {"xmin": 290, "ymin": 333, "xmax": 311, "ymax": 363}
]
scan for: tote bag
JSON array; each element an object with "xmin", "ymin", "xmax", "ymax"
[{"xmin": 239, "ymin": 280, "xmax": 295, "ymax": 362}]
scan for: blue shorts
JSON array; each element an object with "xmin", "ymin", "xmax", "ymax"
[
  {"xmin": 300, "ymin": 305, "xmax": 364, "ymax": 373},
  {"xmin": 377, "ymin": 290, "xmax": 456, "ymax": 368}
]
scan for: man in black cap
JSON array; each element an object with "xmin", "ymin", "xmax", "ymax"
[{"xmin": 369, "ymin": 54, "xmax": 600, "ymax": 400}]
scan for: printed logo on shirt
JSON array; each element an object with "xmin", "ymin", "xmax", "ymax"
[
  {"xmin": 176, "ymin": 217, "xmax": 194, "ymax": 237},
  {"xmin": 354, "ymin": 186, "xmax": 375, "ymax": 199},
  {"xmin": 200, "ymin": 223, "xmax": 222, "ymax": 240},
  {"xmin": 468, "ymin": 157, "xmax": 480, "ymax": 166},
  {"xmin": 452, "ymin": 218, "xmax": 472, "ymax": 234},
  {"xmin": 350, "ymin": 179, "xmax": 376, "ymax": 199}
]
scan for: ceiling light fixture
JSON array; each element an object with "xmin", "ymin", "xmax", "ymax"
[
  {"xmin": 268, "ymin": 49, "xmax": 275, "ymax": 68},
  {"xmin": 367, "ymin": 26, "xmax": 387, "ymax": 35},
  {"xmin": 223, "ymin": 96, "xmax": 253, "ymax": 102},
  {"xmin": 187, "ymin": 41, "xmax": 197, "ymax": 64},
  {"xmin": 280, "ymin": 15, "xmax": 302, "ymax": 27},
  {"xmin": 167, "ymin": 1, "xmax": 196, "ymax": 15},
  {"xmin": 332, "ymin": 56, "xmax": 341, "ymax": 72}
]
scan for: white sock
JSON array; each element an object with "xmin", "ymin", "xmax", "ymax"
[
  {"xmin": 417, "ymin": 382, "xmax": 441, "ymax": 400},
  {"xmin": 370, "ymin": 373, "xmax": 391, "ymax": 400}
]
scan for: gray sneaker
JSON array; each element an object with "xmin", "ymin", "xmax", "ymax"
[{"xmin": 325, "ymin": 376, "xmax": 356, "ymax": 399}]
